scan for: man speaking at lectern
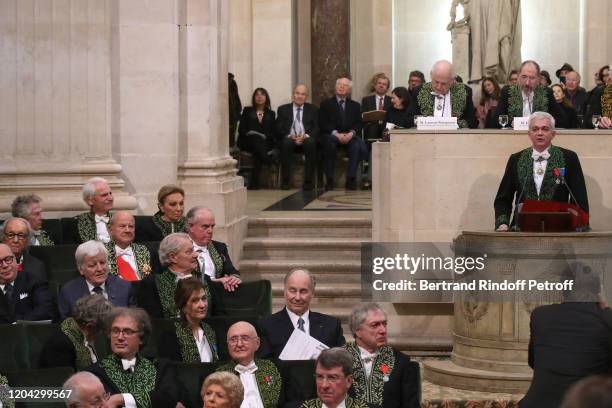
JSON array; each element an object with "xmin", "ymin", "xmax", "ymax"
[{"xmin": 494, "ymin": 111, "xmax": 589, "ymax": 231}]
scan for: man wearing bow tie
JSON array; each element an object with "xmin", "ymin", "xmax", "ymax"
[
  {"xmin": 105, "ymin": 211, "xmax": 152, "ymax": 281},
  {"xmin": 87, "ymin": 307, "xmax": 185, "ymax": 408},
  {"xmin": 490, "ymin": 60, "xmax": 567, "ymax": 129},
  {"xmin": 58, "ymin": 240, "xmax": 135, "ymax": 320},
  {"xmin": 216, "ymin": 321, "xmax": 284, "ymax": 408},
  {"xmin": 1, "ymin": 217, "xmax": 48, "ymax": 283},
  {"xmin": 344, "ymin": 303, "xmax": 418, "ymax": 408},
  {"xmin": 494, "ymin": 111, "xmax": 589, "ymax": 231},
  {"xmin": 187, "ymin": 206, "xmax": 240, "ymax": 292},
  {"xmin": 258, "ymin": 269, "xmax": 345, "ymax": 359},
  {"xmin": 71, "ymin": 177, "xmax": 114, "ymax": 244},
  {"xmin": 0, "ymin": 243, "xmax": 53, "ymax": 323},
  {"xmin": 413, "ymin": 60, "xmax": 477, "ymax": 129}
]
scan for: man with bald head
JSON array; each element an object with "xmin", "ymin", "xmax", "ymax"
[
  {"xmin": 413, "ymin": 60, "xmax": 477, "ymax": 128},
  {"xmin": 105, "ymin": 211, "xmax": 152, "ymax": 281},
  {"xmin": 0, "ymin": 242, "xmax": 53, "ymax": 323},
  {"xmin": 63, "ymin": 371, "xmax": 110, "ymax": 408},
  {"xmin": 276, "ymin": 84, "xmax": 319, "ymax": 191},
  {"xmin": 1, "ymin": 217, "xmax": 47, "ymax": 283},
  {"xmin": 187, "ymin": 206, "xmax": 240, "ymax": 292},
  {"xmin": 217, "ymin": 321, "xmax": 284, "ymax": 408},
  {"xmin": 258, "ymin": 268, "xmax": 345, "ymax": 359},
  {"xmin": 491, "ymin": 60, "xmax": 567, "ymax": 128}
]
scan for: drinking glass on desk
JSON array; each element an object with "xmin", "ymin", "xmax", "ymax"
[
  {"xmin": 592, "ymin": 115, "xmax": 601, "ymax": 129},
  {"xmin": 576, "ymin": 114, "xmax": 584, "ymax": 128},
  {"xmin": 499, "ymin": 115, "xmax": 509, "ymax": 129}
]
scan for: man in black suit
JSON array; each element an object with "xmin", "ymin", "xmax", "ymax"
[
  {"xmin": 520, "ymin": 262, "xmax": 612, "ymax": 408},
  {"xmin": 58, "ymin": 240, "xmax": 135, "ymax": 320},
  {"xmin": 276, "ymin": 84, "xmax": 319, "ymax": 191},
  {"xmin": 413, "ymin": 60, "xmax": 478, "ymax": 129},
  {"xmin": 258, "ymin": 268, "xmax": 345, "ymax": 359},
  {"xmin": 187, "ymin": 206, "xmax": 240, "ymax": 292},
  {"xmin": 361, "ymin": 73, "xmax": 392, "ymax": 141},
  {"xmin": 2, "ymin": 217, "xmax": 47, "ymax": 282},
  {"xmin": 490, "ymin": 60, "xmax": 567, "ymax": 128},
  {"xmin": 0, "ymin": 243, "xmax": 53, "ymax": 323},
  {"xmin": 494, "ymin": 111, "xmax": 588, "ymax": 231},
  {"xmin": 319, "ymin": 77, "xmax": 366, "ymax": 190},
  {"xmin": 345, "ymin": 303, "xmax": 419, "ymax": 408}
]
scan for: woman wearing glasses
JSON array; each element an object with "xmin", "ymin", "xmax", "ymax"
[
  {"xmin": 86, "ymin": 307, "xmax": 186, "ymax": 408},
  {"xmin": 158, "ymin": 277, "xmax": 219, "ymax": 363}
]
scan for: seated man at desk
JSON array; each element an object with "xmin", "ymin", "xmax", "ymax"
[{"xmin": 494, "ymin": 111, "xmax": 589, "ymax": 231}]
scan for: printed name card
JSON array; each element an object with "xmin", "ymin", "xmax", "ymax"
[
  {"xmin": 416, "ymin": 116, "xmax": 458, "ymax": 130},
  {"xmin": 513, "ymin": 116, "xmax": 529, "ymax": 130}
]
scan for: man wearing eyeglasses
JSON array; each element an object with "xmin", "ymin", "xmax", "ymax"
[
  {"xmin": 301, "ymin": 347, "xmax": 371, "ymax": 408},
  {"xmin": 344, "ymin": 303, "xmax": 418, "ymax": 408},
  {"xmin": 63, "ymin": 371, "xmax": 110, "ymax": 408},
  {"xmin": 216, "ymin": 321, "xmax": 284, "ymax": 408},
  {"xmin": 1, "ymin": 217, "xmax": 47, "ymax": 283},
  {"xmin": 0, "ymin": 243, "xmax": 53, "ymax": 323},
  {"xmin": 87, "ymin": 307, "xmax": 185, "ymax": 408}
]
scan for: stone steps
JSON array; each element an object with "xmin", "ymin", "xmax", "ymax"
[
  {"xmin": 240, "ymin": 259, "xmax": 362, "ymax": 283},
  {"xmin": 247, "ymin": 217, "xmax": 372, "ymax": 238},
  {"xmin": 242, "ymin": 237, "xmax": 366, "ymax": 260}
]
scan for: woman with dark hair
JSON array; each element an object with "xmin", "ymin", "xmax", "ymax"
[
  {"xmin": 137, "ymin": 184, "xmax": 187, "ymax": 242},
  {"xmin": 237, "ymin": 88, "xmax": 277, "ymax": 190},
  {"xmin": 552, "ymin": 83, "xmax": 578, "ymax": 128},
  {"xmin": 158, "ymin": 277, "xmax": 219, "ymax": 363},
  {"xmin": 477, "ymin": 77, "xmax": 500, "ymax": 128},
  {"xmin": 40, "ymin": 294, "xmax": 113, "ymax": 370},
  {"xmin": 384, "ymin": 87, "xmax": 413, "ymax": 132}
]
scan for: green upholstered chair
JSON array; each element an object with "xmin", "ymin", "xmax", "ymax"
[
  {"xmin": 22, "ymin": 322, "xmax": 59, "ymax": 369},
  {"xmin": 28, "ymin": 244, "xmax": 79, "ymax": 285},
  {"xmin": 0, "ymin": 324, "xmax": 28, "ymax": 372},
  {"xmin": 5, "ymin": 366, "xmax": 74, "ymax": 408},
  {"xmin": 172, "ymin": 362, "xmax": 218, "ymax": 408},
  {"xmin": 209, "ymin": 280, "xmax": 271, "ymax": 318}
]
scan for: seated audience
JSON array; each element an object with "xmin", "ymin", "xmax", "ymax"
[
  {"xmin": 138, "ymin": 185, "xmax": 187, "ymax": 242},
  {"xmin": 560, "ymin": 375, "xmax": 612, "ymax": 408},
  {"xmin": 158, "ymin": 277, "xmax": 219, "ymax": 363},
  {"xmin": 585, "ymin": 62, "xmax": 612, "ymax": 129},
  {"xmin": 564, "ymin": 71, "xmax": 588, "ymax": 116},
  {"xmin": 507, "ymin": 69, "xmax": 519, "ymax": 85},
  {"xmin": 137, "ymin": 232, "xmax": 210, "ymax": 318},
  {"xmin": 237, "ymin": 87, "xmax": 277, "ymax": 190},
  {"xmin": 520, "ymin": 263, "xmax": 612, "ymax": 408},
  {"xmin": 187, "ymin": 206, "xmax": 240, "ymax": 291},
  {"xmin": 494, "ymin": 112, "xmax": 588, "ymax": 231},
  {"xmin": 87, "ymin": 307, "xmax": 185, "ymax": 408},
  {"xmin": 202, "ymin": 371, "xmax": 244, "ymax": 408},
  {"xmin": 62, "ymin": 371, "xmax": 110, "ymax": 408},
  {"xmin": 491, "ymin": 60, "xmax": 567, "ymax": 128},
  {"xmin": 407, "ymin": 70, "xmax": 425, "ymax": 99},
  {"xmin": 258, "ymin": 268, "xmax": 345, "ymax": 359},
  {"xmin": 74, "ymin": 177, "xmax": 114, "ymax": 243},
  {"xmin": 0, "ymin": 243, "xmax": 52, "ymax": 323},
  {"xmin": 106, "ymin": 211, "xmax": 152, "ymax": 281},
  {"xmin": 301, "ymin": 347, "xmax": 371, "ymax": 408},
  {"xmin": 345, "ymin": 303, "xmax": 418, "ymax": 408},
  {"xmin": 2, "ymin": 217, "xmax": 47, "ymax": 281},
  {"xmin": 217, "ymin": 321, "xmax": 283, "ymax": 408},
  {"xmin": 11, "ymin": 194, "xmax": 54, "ymax": 246},
  {"xmin": 361, "ymin": 73, "xmax": 392, "ymax": 140},
  {"xmin": 319, "ymin": 77, "xmax": 366, "ymax": 191},
  {"xmin": 40, "ymin": 294, "xmax": 113, "ymax": 370},
  {"xmin": 477, "ymin": 77, "xmax": 500, "ymax": 128},
  {"xmin": 413, "ymin": 60, "xmax": 478, "ymax": 129},
  {"xmin": 552, "ymin": 84, "xmax": 578, "ymax": 128},
  {"xmin": 540, "ymin": 70, "xmax": 552, "ymax": 87},
  {"xmin": 384, "ymin": 87, "xmax": 413, "ymax": 131},
  {"xmin": 58, "ymin": 240, "xmax": 135, "ymax": 320},
  {"xmin": 556, "ymin": 63, "xmax": 574, "ymax": 84},
  {"xmin": 276, "ymin": 84, "xmax": 319, "ymax": 191}
]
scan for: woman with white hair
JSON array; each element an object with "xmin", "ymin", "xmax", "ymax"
[
  {"xmin": 202, "ymin": 372, "xmax": 244, "ymax": 408},
  {"xmin": 137, "ymin": 233, "xmax": 211, "ymax": 318}
]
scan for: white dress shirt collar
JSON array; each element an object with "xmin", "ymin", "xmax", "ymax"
[
  {"xmin": 322, "ymin": 399, "xmax": 347, "ymax": 408},
  {"xmin": 286, "ymin": 308, "xmax": 310, "ymax": 334}
]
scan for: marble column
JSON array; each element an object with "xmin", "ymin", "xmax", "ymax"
[
  {"xmin": 311, "ymin": 0, "xmax": 350, "ymax": 105},
  {"xmin": 0, "ymin": 0, "xmax": 136, "ymax": 217},
  {"xmin": 176, "ymin": 0, "xmax": 248, "ymax": 262}
]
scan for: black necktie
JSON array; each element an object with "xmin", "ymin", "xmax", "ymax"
[
  {"xmin": 297, "ymin": 317, "xmax": 305, "ymax": 332},
  {"xmin": 4, "ymin": 283, "xmax": 13, "ymax": 299},
  {"xmin": 92, "ymin": 286, "xmax": 103, "ymax": 295}
]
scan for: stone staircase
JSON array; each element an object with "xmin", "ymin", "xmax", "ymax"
[{"xmin": 240, "ymin": 216, "xmax": 370, "ymax": 330}]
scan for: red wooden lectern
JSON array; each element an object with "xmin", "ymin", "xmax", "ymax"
[{"xmin": 517, "ymin": 200, "xmax": 589, "ymax": 232}]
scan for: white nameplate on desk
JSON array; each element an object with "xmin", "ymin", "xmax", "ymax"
[
  {"xmin": 513, "ymin": 116, "xmax": 529, "ymax": 130},
  {"xmin": 416, "ymin": 116, "xmax": 458, "ymax": 130}
]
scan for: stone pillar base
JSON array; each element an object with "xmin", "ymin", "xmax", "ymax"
[
  {"xmin": 178, "ymin": 156, "xmax": 248, "ymax": 265},
  {"xmin": 0, "ymin": 160, "xmax": 137, "ymax": 218}
]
